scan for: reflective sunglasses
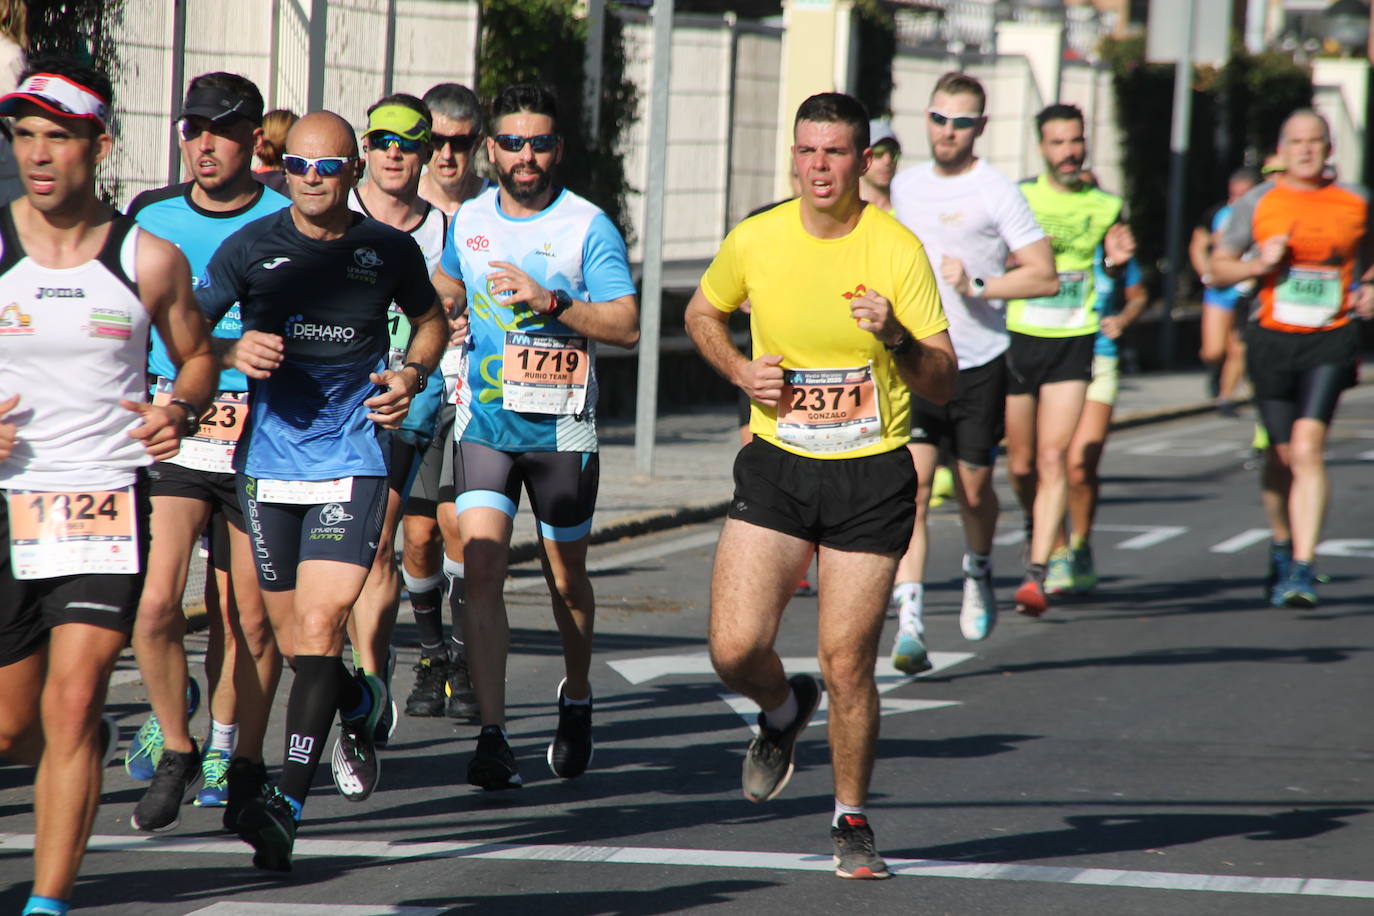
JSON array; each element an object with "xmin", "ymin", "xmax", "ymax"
[
  {"xmin": 281, "ymin": 154, "xmax": 354, "ymax": 177},
  {"xmin": 927, "ymin": 110, "xmax": 982, "ymax": 130},
  {"xmin": 366, "ymin": 131, "xmax": 426, "ymax": 153},
  {"xmin": 493, "ymin": 133, "xmax": 559, "ymax": 153},
  {"xmin": 432, "ymin": 131, "xmax": 480, "ymax": 153}
]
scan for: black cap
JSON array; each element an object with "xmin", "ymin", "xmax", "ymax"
[{"xmin": 178, "ymin": 84, "xmax": 263, "ymax": 125}]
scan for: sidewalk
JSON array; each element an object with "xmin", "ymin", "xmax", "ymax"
[{"xmin": 506, "ymin": 366, "xmax": 1228, "ymax": 561}]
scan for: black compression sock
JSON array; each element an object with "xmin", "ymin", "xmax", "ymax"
[{"xmin": 279, "ymin": 655, "xmax": 345, "ymax": 807}]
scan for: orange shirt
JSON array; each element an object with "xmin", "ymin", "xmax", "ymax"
[{"xmin": 1221, "ymin": 179, "xmax": 1369, "ymax": 333}]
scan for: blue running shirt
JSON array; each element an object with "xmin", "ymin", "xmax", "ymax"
[
  {"xmin": 128, "ymin": 182, "xmax": 290, "ymax": 391},
  {"xmin": 440, "ymin": 186, "xmax": 636, "ymax": 452},
  {"xmin": 199, "ymin": 209, "xmax": 436, "ymax": 480}
]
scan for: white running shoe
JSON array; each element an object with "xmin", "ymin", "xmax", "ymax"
[{"xmin": 960, "ymin": 569, "xmax": 997, "ymax": 641}]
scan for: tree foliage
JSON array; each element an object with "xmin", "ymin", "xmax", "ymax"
[{"xmin": 477, "ymin": 0, "xmax": 639, "ymax": 242}]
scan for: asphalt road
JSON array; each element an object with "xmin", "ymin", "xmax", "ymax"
[{"xmin": 3, "ymin": 388, "xmax": 1373, "ymax": 915}]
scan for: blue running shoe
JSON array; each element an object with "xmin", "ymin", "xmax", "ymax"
[
  {"xmin": 1278, "ymin": 561, "xmax": 1318, "ymax": 609},
  {"xmin": 1045, "ymin": 547, "xmax": 1073, "ymax": 595},
  {"xmin": 1265, "ymin": 541, "xmax": 1292, "ymax": 606},
  {"xmin": 125, "ymin": 678, "xmax": 201, "ymax": 781},
  {"xmin": 890, "ymin": 628, "xmax": 931, "ymax": 675},
  {"xmin": 195, "ymin": 747, "xmax": 232, "ymax": 807}
]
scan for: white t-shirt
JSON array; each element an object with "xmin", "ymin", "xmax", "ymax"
[{"xmin": 891, "ymin": 159, "xmax": 1045, "ymax": 370}]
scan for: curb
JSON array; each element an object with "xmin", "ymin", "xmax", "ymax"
[{"xmin": 508, "ymin": 398, "xmax": 1232, "ymax": 561}]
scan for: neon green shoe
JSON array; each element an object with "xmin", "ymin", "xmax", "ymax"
[{"xmin": 1045, "ymin": 547, "xmax": 1074, "ymax": 595}]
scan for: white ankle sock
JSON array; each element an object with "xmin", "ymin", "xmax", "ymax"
[
  {"xmin": 763, "ymin": 687, "xmax": 799, "ymax": 731},
  {"xmin": 209, "ymin": 719, "xmax": 237, "ymax": 754},
  {"xmin": 833, "ymin": 800, "xmax": 865, "ymax": 827}
]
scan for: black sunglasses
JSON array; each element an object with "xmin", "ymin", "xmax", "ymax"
[
  {"xmin": 432, "ymin": 132, "xmax": 480, "ymax": 153},
  {"xmin": 493, "ymin": 133, "xmax": 559, "ymax": 153}
]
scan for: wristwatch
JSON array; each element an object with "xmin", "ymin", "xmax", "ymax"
[
  {"xmin": 402, "ymin": 362, "xmax": 429, "ymax": 393},
  {"xmin": 548, "ymin": 288, "xmax": 574, "ymax": 319},
  {"xmin": 168, "ymin": 397, "xmax": 201, "ymax": 437},
  {"xmin": 884, "ymin": 331, "xmax": 914, "ymax": 355},
  {"xmin": 970, "ymin": 277, "xmax": 987, "ymax": 297}
]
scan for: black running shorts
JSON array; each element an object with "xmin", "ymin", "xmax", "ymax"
[
  {"xmin": 454, "ymin": 441, "xmax": 599, "ymax": 542},
  {"xmin": 236, "ymin": 474, "xmax": 388, "ymax": 592},
  {"xmin": 728, "ymin": 438, "xmax": 916, "ymax": 554},
  {"xmin": 0, "ymin": 475, "xmax": 152, "ymax": 666},
  {"xmin": 1246, "ymin": 322, "xmax": 1359, "ymax": 444},
  {"xmin": 1005, "ymin": 331, "xmax": 1095, "ymax": 396},
  {"xmin": 148, "ymin": 460, "xmax": 244, "ymax": 533},
  {"xmin": 910, "ymin": 355, "xmax": 1007, "ymax": 468}
]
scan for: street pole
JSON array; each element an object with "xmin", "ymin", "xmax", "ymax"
[
  {"xmin": 1159, "ymin": 0, "xmax": 1196, "ymax": 370},
  {"xmin": 633, "ymin": 0, "xmax": 674, "ymax": 476},
  {"xmin": 583, "ymin": 0, "xmax": 605, "ymax": 142}
]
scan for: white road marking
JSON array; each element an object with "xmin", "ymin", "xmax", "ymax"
[
  {"xmin": 188, "ymin": 906, "xmax": 445, "ymax": 915},
  {"xmin": 1317, "ymin": 539, "xmax": 1374, "ymax": 559},
  {"xmin": 992, "ymin": 529, "xmax": 1025, "ymax": 546},
  {"xmin": 506, "ymin": 530, "xmax": 720, "ymax": 592},
  {"xmin": 6, "ymin": 833, "xmax": 1372, "ymax": 901},
  {"xmin": 1357, "ymin": 449, "xmax": 1374, "ymax": 461},
  {"xmin": 1096, "ymin": 525, "xmax": 1189, "ymax": 551},
  {"xmin": 607, "ymin": 653, "xmax": 974, "ymax": 728},
  {"xmin": 1124, "ymin": 439, "xmax": 1241, "ymax": 458},
  {"xmin": 1210, "ymin": 528, "xmax": 1271, "ymax": 554}
]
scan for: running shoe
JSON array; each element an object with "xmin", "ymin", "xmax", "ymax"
[
  {"xmin": 467, "ymin": 724, "xmax": 523, "ymax": 790},
  {"xmin": 445, "ymin": 648, "xmax": 480, "ymax": 720},
  {"xmin": 929, "ymin": 464, "xmax": 955, "ymax": 508},
  {"xmin": 960, "ymin": 569, "xmax": 997, "ymax": 641},
  {"xmin": 1070, "ymin": 544, "xmax": 1098, "ymax": 593},
  {"xmin": 194, "ymin": 747, "xmax": 231, "ymax": 807},
  {"xmin": 131, "ymin": 740, "xmax": 202, "ymax": 832},
  {"xmin": 1265, "ymin": 542, "xmax": 1293, "ymax": 605},
  {"xmin": 1045, "ymin": 547, "xmax": 1073, "ymax": 595},
  {"xmin": 235, "ymin": 784, "xmax": 297, "ymax": 872},
  {"xmin": 890, "ymin": 628, "xmax": 931, "ymax": 675},
  {"xmin": 1278, "ymin": 562, "xmax": 1318, "ymax": 609},
  {"xmin": 125, "ymin": 678, "xmax": 200, "ymax": 781},
  {"xmin": 742, "ymin": 673, "xmax": 821, "ymax": 803},
  {"xmin": 1014, "ymin": 575, "xmax": 1049, "ymax": 617},
  {"xmin": 404, "ymin": 651, "xmax": 450, "ymax": 717},
  {"xmin": 373, "ymin": 648, "xmax": 398, "ymax": 749},
  {"xmin": 831, "ymin": 813, "xmax": 891, "ymax": 879},
  {"xmin": 547, "ymin": 678, "xmax": 594, "ymax": 779},
  {"xmin": 795, "ymin": 577, "xmax": 817, "ymax": 597},
  {"xmin": 331, "ymin": 672, "xmax": 384, "ymax": 802},
  {"xmin": 222, "ymin": 756, "xmax": 268, "ymax": 834}
]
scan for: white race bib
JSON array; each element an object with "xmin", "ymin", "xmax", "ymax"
[
  {"xmin": 775, "ymin": 365, "xmax": 882, "ymax": 455},
  {"xmin": 1273, "ymin": 266, "xmax": 1343, "ymax": 328},
  {"xmin": 7, "ymin": 486, "xmax": 139, "ymax": 579},
  {"xmin": 501, "ymin": 331, "xmax": 589, "ymax": 415},
  {"xmin": 1021, "ymin": 271, "xmax": 1089, "ymax": 329},
  {"xmin": 255, "ymin": 477, "xmax": 354, "ymax": 505}
]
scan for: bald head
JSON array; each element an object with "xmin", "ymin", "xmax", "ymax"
[
  {"xmin": 1279, "ymin": 109, "xmax": 1330, "ymax": 146},
  {"xmin": 287, "ymin": 110, "xmax": 359, "ymax": 159}
]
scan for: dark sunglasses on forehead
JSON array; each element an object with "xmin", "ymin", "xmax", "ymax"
[
  {"xmin": 432, "ymin": 131, "xmax": 480, "ymax": 153},
  {"xmin": 927, "ymin": 110, "xmax": 982, "ymax": 130},
  {"xmin": 493, "ymin": 133, "xmax": 559, "ymax": 153},
  {"xmin": 366, "ymin": 132, "xmax": 426, "ymax": 153},
  {"xmin": 282, "ymin": 154, "xmax": 354, "ymax": 177}
]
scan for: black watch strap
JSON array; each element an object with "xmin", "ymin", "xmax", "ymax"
[
  {"xmin": 168, "ymin": 397, "xmax": 201, "ymax": 436},
  {"xmin": 403, "ymin": 362, "xmax": 429, "ymax": 392},
  {"xmin": 550, "ymin": 289, "xmax": 574, "ymax": 319},
  {"xmin": 884, "ymin": 331, "xmax": 914, "ymax": 355}
]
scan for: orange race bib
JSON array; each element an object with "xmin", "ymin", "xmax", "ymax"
[
  {"xmin": 6, "ymin": 486, "xmax": 139, "ymax": 579},
  {"xmin": 501, "ymin": 331, "xmax": 589, "ymax": 415},
  {"xmin": 776, "ymin": 365, "xmax": 882, "ymax": 455},
  {"xmin": 153, "ymin": 377, "xmax": 248, "ymax": 474}
]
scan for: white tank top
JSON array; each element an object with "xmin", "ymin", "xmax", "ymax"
[{"xmin": 0, "ymin": 208, "xmax": 153, "ymax": 491}]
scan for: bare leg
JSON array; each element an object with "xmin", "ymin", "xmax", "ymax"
[
  {"xmin": 538, "ymin": 536, "xmax": 595, "ymax": 699},
  {"xmin": 1285, "ymin": 418, "xmax": 1330, "ymax": 563},
  {"xmin": 457, "ymin": 506, "xmax": 515, "ymax": 727},
  {"xmin": 349, "ymin": 487, "xmax": 404, "ymax": 675},
  {"xmin": 892, "ymin": 442, "xmax": 938, "ymax": 586}
]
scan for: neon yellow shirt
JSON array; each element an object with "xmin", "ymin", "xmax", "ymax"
[
  {"xmin": 701, "ymin": 199, "xmax": 947, "ymax": 459},
  {"xmin": 1008, "ymin": 173, "xmax": 1123, "ymax": 338}
]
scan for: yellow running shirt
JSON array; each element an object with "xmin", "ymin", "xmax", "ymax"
[{"xmin": 700, "ymin": 199, "xmax": 947, "ymax": 459}]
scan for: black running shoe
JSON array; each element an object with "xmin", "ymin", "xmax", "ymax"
[
  {"xmin": 236, "ymin": 784, "xmax": 297, "ymax": 872},
  {"xmin": 223, "ymin": 756, "xmax": 268, "ymax": 833},
  {"xmin": 405, "ymin": 652, "xmax": 449, "ymax": 717},
  {"xmin": 742, "ymin": 674, "xmax": 821, "ymax": 802},
  {"xmin": 131, "ymin": 740, "xmax": 202, "ymax": 833},
  {"xmin": 831, "ymin": 813, "xmax": 891, "ymax": 879},
  {"xmin": 467, "ymin": 724, "xmax": 522, "ymax": 790},
  {"xmin": 445, "ymin": 650, "xmax": 479, "ymax": 720},
  {"xmin": 331, "ymin": 672, "xmax": 384, "ymax": 801},
  {"xmin": 547, "ymin": 678, "xmax": 593, "ymax": 779}
]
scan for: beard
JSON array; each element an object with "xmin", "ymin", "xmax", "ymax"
[{"xmin": 497, "ymin": 159, "xmax": 554, "ymax": 205}]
